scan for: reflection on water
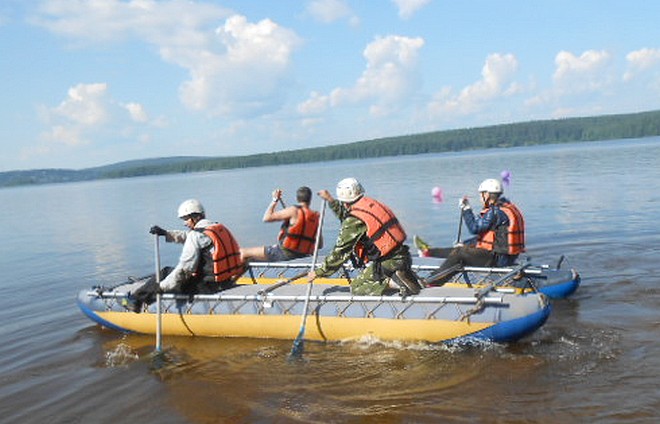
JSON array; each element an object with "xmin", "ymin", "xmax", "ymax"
[{"xmin": 1, "ymin": 138, "xmax": 659, "ymax": 423}]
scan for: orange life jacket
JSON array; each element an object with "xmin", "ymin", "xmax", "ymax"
[
  {"xmin": 476, "ymin": 202, "xmax": 525, "ymax": 255},
  {"xmin": 348, "ymin": 196, "xmax": 406, "ymax": 262},
  {"xmin": 201, "ymin": 224, "xmax": 244, "ymax": 282},
  {"xmin": 278, "ymin": 205, "xmax": 320, "ymax": 255}
]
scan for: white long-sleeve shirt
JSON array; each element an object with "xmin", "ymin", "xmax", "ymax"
[{"xmin": 159, "ymin": 219, "xmax": 214, "ymax": 291}]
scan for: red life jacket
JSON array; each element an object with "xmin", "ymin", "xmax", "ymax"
[
  {"xmin": 278, "ymin": 205, "xmax": 320, "ymax": 255},
  {"xmin": 202, "ymin": 224, "xmax": 244, "ymax": 282},
  {"xmin": 348, "ymin": 196, "xmax": 406, "ymax": 262},
  {"xmin": 476, "ymin": 202, "xmax": 525, "ymax": 255}
]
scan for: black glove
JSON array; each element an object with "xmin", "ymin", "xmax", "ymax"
[{"xmin": 149, "ymin": 225, "xmax": 167, "ymax": 236}]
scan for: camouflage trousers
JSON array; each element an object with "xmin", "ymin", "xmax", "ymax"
[{"xmin": 350, "ymin": 246, "xmax": 413, "ymax": 295}]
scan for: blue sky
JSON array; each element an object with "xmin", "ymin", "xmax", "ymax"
[{"xmin": 2, "ymin": 0, "xmax": 660, "ymax": 172}]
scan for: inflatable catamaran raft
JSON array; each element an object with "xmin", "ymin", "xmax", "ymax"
[{"xmin": 77, "ymin": 263, "xmax": 551, "ymax": 344}]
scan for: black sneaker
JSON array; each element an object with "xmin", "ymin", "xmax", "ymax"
[{"xmin": 392, "ymin": 270, "xmax": 423, "ymax": 295}]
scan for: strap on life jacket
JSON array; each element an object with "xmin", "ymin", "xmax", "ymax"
[
  {"xmin": 278, "ymin": 205, "xmax": 319, "ymax": 255},
  {"xmin": 476, "ymin": 202, "xmax": 525, "ymax": 255},
  {"xmin": 348, "ymin": 196, "xmax": 406, "ymax": 262},
  {"xmin": 202, "ymin": 224, "xmax": 244, "ymax": 282}
]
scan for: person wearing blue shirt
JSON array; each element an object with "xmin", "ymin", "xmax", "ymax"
[{"xmin": 424, "ymin": 178, "xmax": 526, "ymax": 285}]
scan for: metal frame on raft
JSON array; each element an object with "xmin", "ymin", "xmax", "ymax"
[
  {"xmin": 83, "ymin": 264, "xmax": 534, "ymax": 324},
  {"xmin": 85, "ymin": 290, "xmax": 508, "ymax": 320},
  {"xmin": 237, "ymin": 257, "xmax": 580, "ymax": 300},
  {"xmin": 242, "ymin": 261, "xmax": 551, "ymax": 276},
  {"xmin": 240, "ymin": 262, "xmax": 517, "ymax": 292}
]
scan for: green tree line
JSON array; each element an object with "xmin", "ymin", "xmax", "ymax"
[
  {"xmin": 3, "ymin": 109, "xmax": 660, "ymax": 187},
  {"xmin": 102, "ymin": 109, "xmax": 660, "ymax": 178}
]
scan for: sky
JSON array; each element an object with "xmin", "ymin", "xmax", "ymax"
[{"xmin": 2, "ymin": 1, "xmax": 660, "ymax": 172}]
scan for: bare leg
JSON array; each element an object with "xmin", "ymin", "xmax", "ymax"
[{"xmin": 240, "ymin": 246, "xmax": 268, "ymax": 262}]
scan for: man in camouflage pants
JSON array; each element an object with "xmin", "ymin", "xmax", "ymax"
[{"xmin": 308, "ymin": 178, "xmax": 422, "ymax": 296}]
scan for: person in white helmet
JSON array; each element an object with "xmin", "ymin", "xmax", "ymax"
[
  {"xmin": 308, "ymin": 178, "xmax": 423, "ymax": 296},
  {"xmin": 126, "ymin": 199, "xmax": 244, "ymax": 313},
  {"xmin": 424, "ymin": 178, "xmax": 526, "ymax": 285}
]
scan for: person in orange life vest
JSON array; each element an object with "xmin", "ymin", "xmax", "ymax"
[
  {"xmin": 426, "ymin": 179, "xmax": 525, "ymax": 284},
  {"xmin": 240, "ymin": 186, "xmax": 322, "ymax": 262},
  {"xmin": 127, "ymin": 199, "xmax": 243, "ymax": 313},
  {"xmin": 308, "ymin": 178, "xmax": 422, "ymax": 296}
]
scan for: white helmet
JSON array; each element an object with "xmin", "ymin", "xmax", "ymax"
[
  {"xmin": 478, "ymin": 178, "xmax": 503, "ymax": 194},
  {"xmin": 336, "ymin": 177, "xmax": 364, "ymax": 203},
  {"xmin": 177, "ymin": 199, "xmax": 205, "ymax": 218}
]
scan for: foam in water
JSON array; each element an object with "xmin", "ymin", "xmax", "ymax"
[{"xmin": 105, "ymin": 342, "xmax": 140, "ymax": 367}]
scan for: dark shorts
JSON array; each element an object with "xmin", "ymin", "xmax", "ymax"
[{"xmin": 265, "ymin": 244, "xmax": 307, "ymax": 262}]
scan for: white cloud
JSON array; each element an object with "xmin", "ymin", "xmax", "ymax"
[
  {"xmin": 32, "ymin": 0, "xmax": 227, "ymax": 44},
  {"xmin": 624, "ymin": 47, "xmax": 660, "ymax": 81},
  {"xmin": 45, "ymin": 124, "xmax": 85, "ymax": 147},
  {"xmin": 553, "ymin": 49, "xmax": 612, "ymax": 91},
  {"xmin": 41, "ymin": 83, "xmax": 110, "ymax": 146},
  {"xmin": 176, "ymin": 15, "xmax": 301, "ymax": 117},
  {"xmin": 625, "ymin": 48, "xmax": 660, "ymax": 70},
  {"xmin": 522, "ymin": 50, "xmax": 620, "ymax": 118},
  {"xmin": 195, "ymin": 13, "xmax": 301, "ymax": 115},
  {"xmin": 391, "ymin": 0, "xmax": 431, "ymax": 20},
  {"xmin": 298, "ymin": 35, "xmax": 424, "ymax": 116},
  {"xmin": 306, "ymin": 0, "xmax": 359, "ymax": 26},
  {"xmin": 39, "ymin": 82, "xmax": 152, "ymax": 149},
  {"xmin": 123, "ymin": 102, "xmax": 149, "ymax": 123},
  {"xmin": 54, "ymin": 83, "xmax": 109, "ymax": 128},
  {"xmin": 32, "ymin": 1, "xmax": 301, "ymax": 118},
  {"xmin": 297, "ymin": 91, "xmax": 330, "ymax": 115},
  {"xmin": 428, "ymin": 53, "xmax": 520, "ymax": 116}
]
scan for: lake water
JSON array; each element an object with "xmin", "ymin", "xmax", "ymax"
[{"xmin": 1, "ymin": 138, "xmax": 659, "ymax": 423}]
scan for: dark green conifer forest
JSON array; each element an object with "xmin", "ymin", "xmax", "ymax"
[{"xmin": 3, "ymin": 109, "xmax": 660, "ymax": 187}]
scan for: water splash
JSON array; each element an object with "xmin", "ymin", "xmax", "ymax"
[
  {"xmin": 336, "ymin": 334, "xmax": 497, "ymax": 354},
  {"xmin": 105, "ymin": 342, "xmax": 139, "ymax": 367}
]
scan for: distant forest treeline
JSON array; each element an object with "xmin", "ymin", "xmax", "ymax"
[{"xmin": 3, "ymin": 109, "xmax": 660, "ymax": 187}]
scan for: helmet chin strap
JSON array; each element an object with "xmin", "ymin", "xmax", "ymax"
[{"xmin": 342, "ymin": 196, "xmax": 362, "ymax": 209}]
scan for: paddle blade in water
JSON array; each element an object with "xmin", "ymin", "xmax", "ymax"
[{"xmin": 289, "ymin": 336, "xmax": 304, "ymax": 359}]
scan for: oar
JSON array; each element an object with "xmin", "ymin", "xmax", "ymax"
[
  {"xmin": 257, "ymin": 271, "xmax": 308, "ymax": 295},
  {"xmin": 154, "ymin": 234, "xmax": 163, "ymax": 353},
  {"xmin": 455, "ymin": 207, "xmax": 464, "ymax": 246},
  {"xmin": 272, "ymin": 188, "xmax": 286, "ymax": 209},
  {"xmin": 289, "ymin": 200, "xmax": 326, "ymax": 359},
  {"xmin": 475, "ymin": 260, "xmax": 531, "ymax": 299}
]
